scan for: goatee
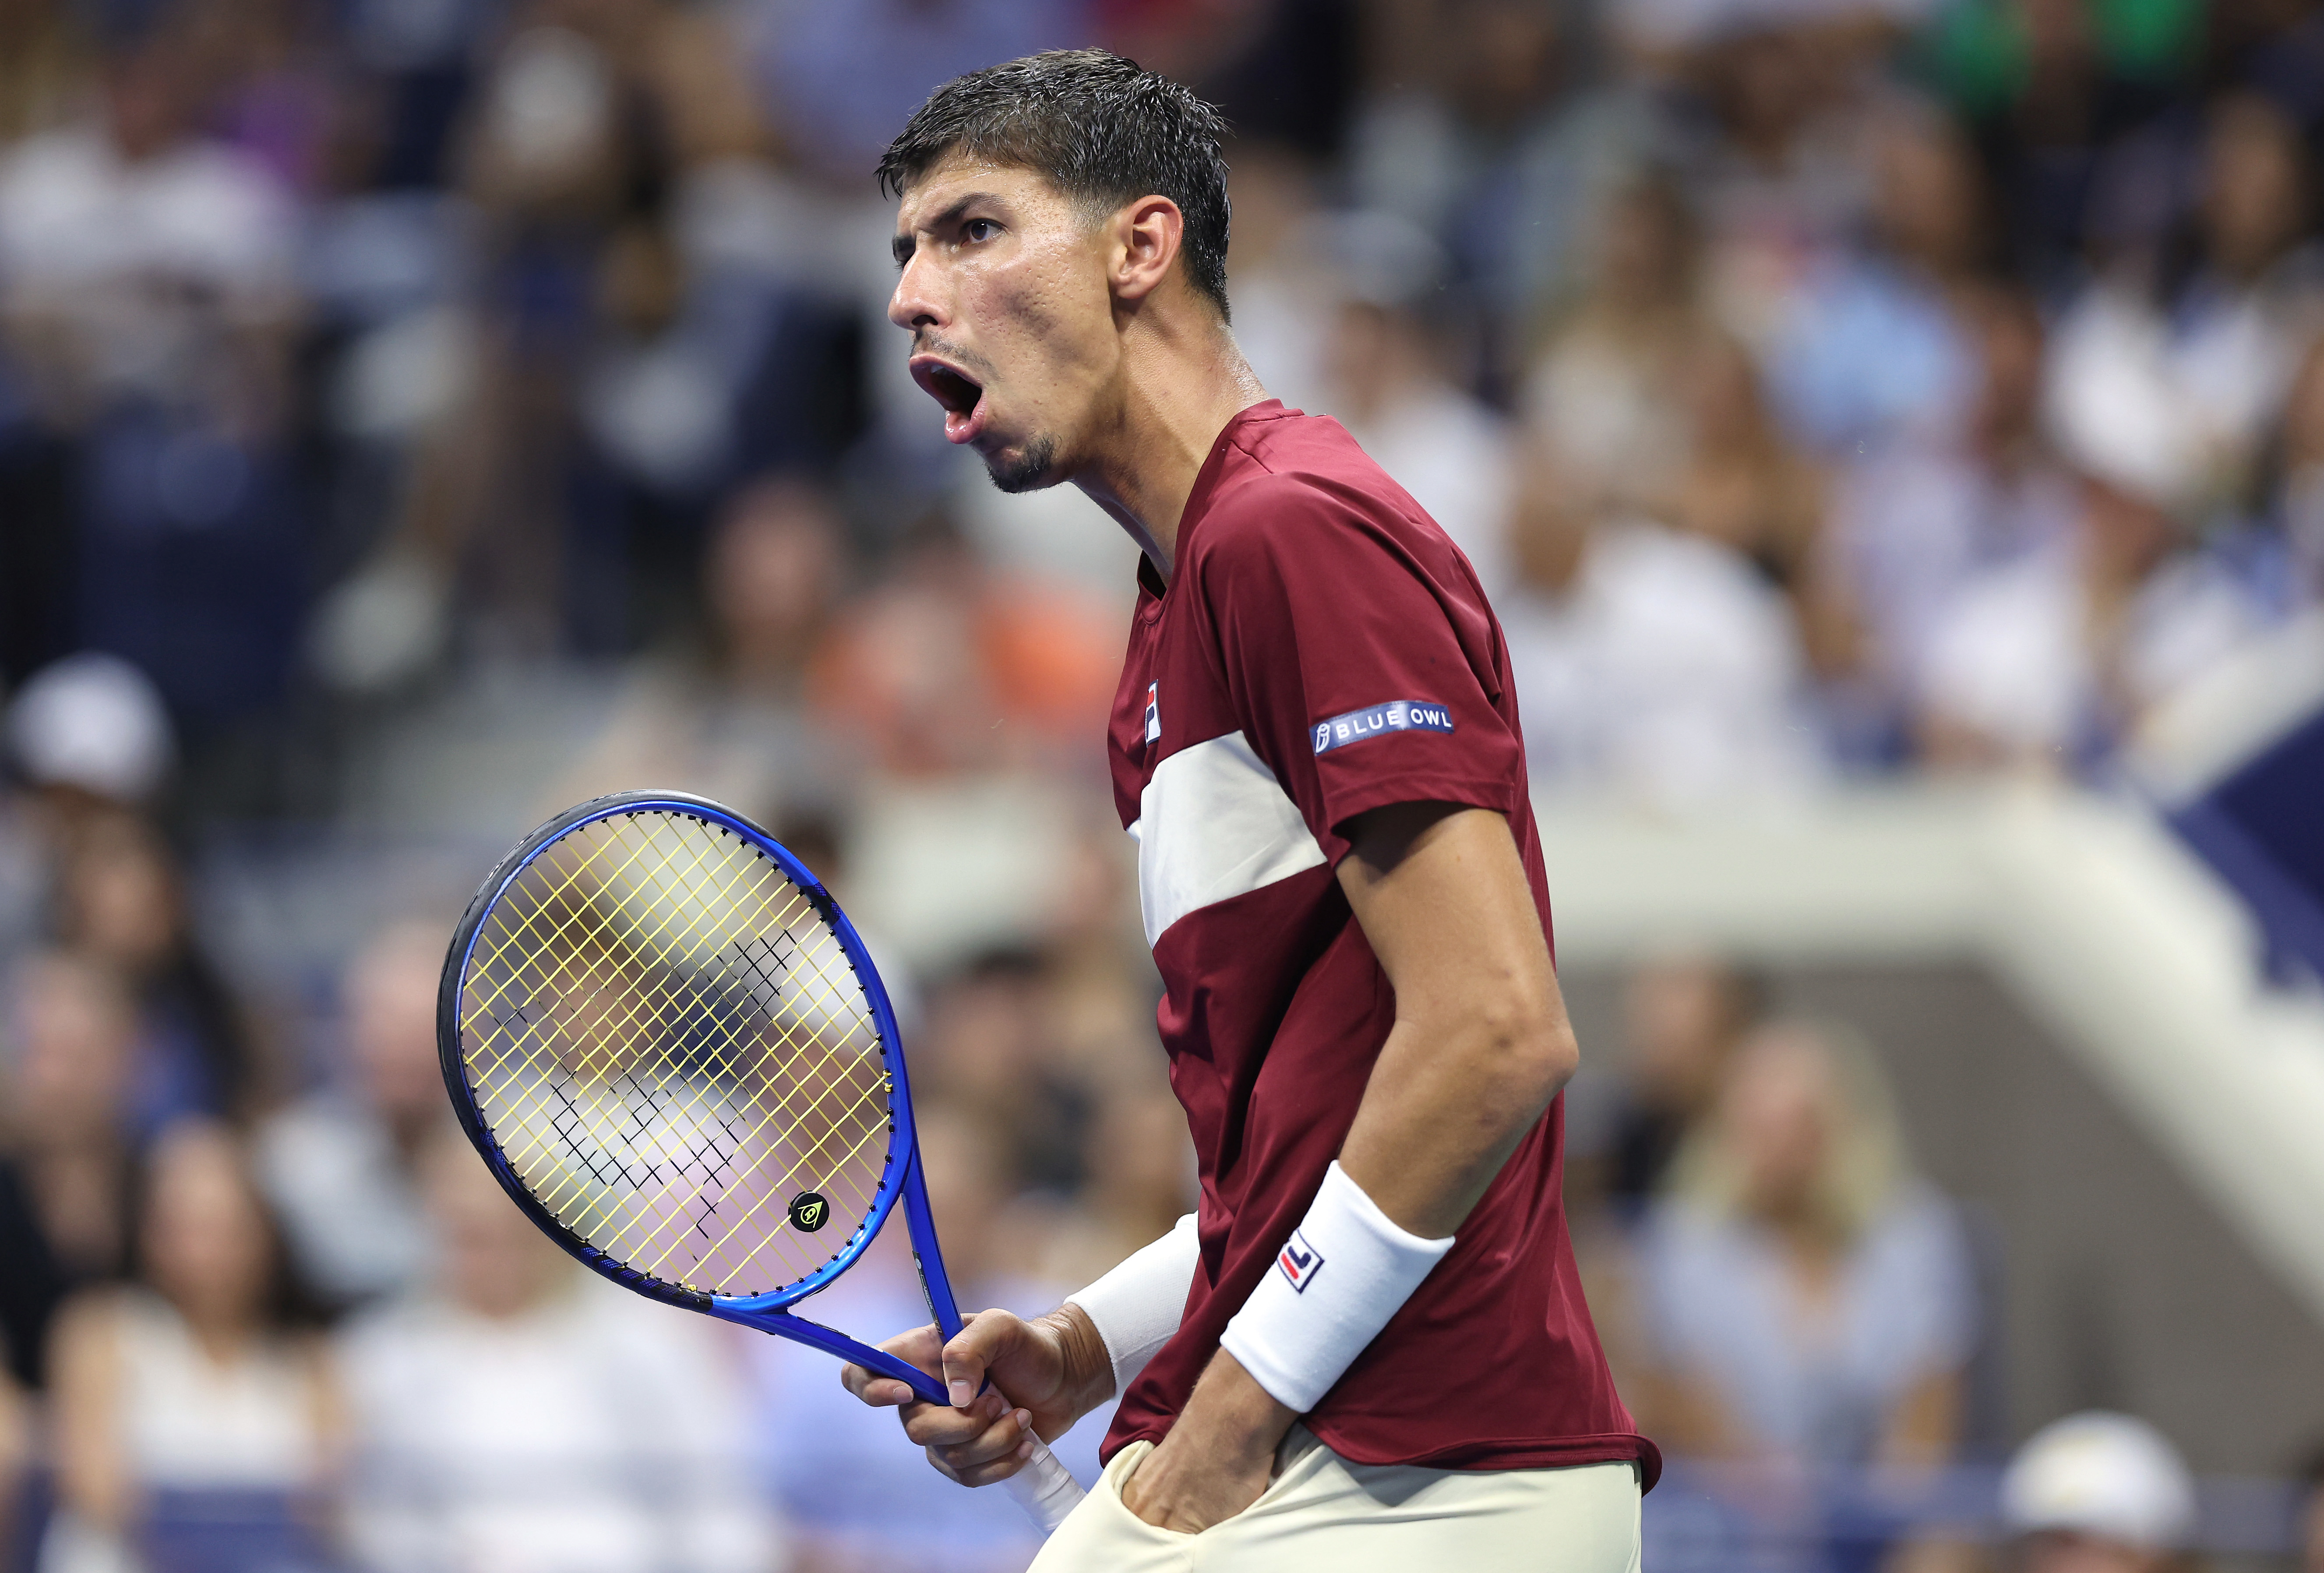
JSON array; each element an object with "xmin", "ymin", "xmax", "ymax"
[{"xmin": 985, "ymin": 434, "xmax": 1060, "ymax": 494}]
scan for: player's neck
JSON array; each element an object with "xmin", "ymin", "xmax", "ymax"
[{"xmin": 1070, "ymin": 316, "xmax": 1267, "ymax": 585}]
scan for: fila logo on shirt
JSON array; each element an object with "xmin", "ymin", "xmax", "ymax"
[
  {"xmin": 1312, "ymin": 700, "xmax": 1454, "ymax": 755},
  {"xmin": 1277, "ymin": 1229, "xmax": 1324, "ymax": 1293},
  {"xmin": 1145, "ymin": 682, "xmax": 1161, "ymax": 744}
]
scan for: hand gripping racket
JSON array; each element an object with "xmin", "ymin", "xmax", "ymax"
[{"xmin": 437, "ymin": 790, "xmax": 1087, "ymax": 1534}]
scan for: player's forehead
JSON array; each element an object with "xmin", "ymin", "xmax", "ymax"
[{"xmin": 891, "ymin": 151, "xmax": 1074, "ymax": 240}]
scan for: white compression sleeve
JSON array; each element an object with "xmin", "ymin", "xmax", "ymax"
[
  {"xmin": 1219, "ymin": 1161, "xmax": 1455, "ymax": 1414},
  {"xmin": 1063, "ymin": 1212, "xmax": 1200, "ymax": 1400}
]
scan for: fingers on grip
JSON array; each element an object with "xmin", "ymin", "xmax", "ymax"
[
  {"xmin": 902, "ymin": 1387, "xmax": 1007, "ymax": 1447},
  {"xmin": 926, "ymin": 1407, "xmax": 1038, "ymax": 1487},
  {"xmin": 843, "ymin": 1368, "xmax": 921, "ymax": 1408},
  {"xmin": 942, "ymin": 1310, "xmax": 1016, "ymax": 1409}
]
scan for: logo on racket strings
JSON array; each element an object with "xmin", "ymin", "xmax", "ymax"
[
  {"xmin": 788, "ymin": 1192, "xmax": 830, "ymax": 1231},
  {"xmin": 1277, "ymin": 1229, "xmax": 1323, "ymax": 1292}
]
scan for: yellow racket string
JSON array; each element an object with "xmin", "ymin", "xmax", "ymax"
[
  {"xmin": 504, "ymin": 822, "xmax": 890, "ymax": 1268},
  {"xmin": 468, "ymin": 820, "xmax": 887, "ymax": 1287},
  {"xmin": 456, "ymin": 811, "xmax": 897, "ymax": 1296}
]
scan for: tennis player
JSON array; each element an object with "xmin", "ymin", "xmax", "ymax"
[{"xmin": 843, "ymin": 49, "xmax": 1658, "ymax": 1567}]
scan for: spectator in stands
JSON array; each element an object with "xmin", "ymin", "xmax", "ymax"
[
  {"xmin": 1635, "ymin": 1018, "xmax": 1975, "ymax": 1469},
  {"xmin": 53, "ymin": 808, "xmax": 263, "ymax": 1128},
  {"xmin": 4, "ymin": 652, "xmax": 176, "ymax": 822},
  {"xmin": 746, "ymin": 1101, "xmax": 1105, "ymax": 1573},
  {"xmin": 554, "ymin": 474, "xmax": 856, "ymax": 822},
  {"xmin": 42, "ymin": 1118, "xmax": 339, "ymax": 1573},
  {"xmin": 1999, "ymin": 1411, "xmax": 2198, "ymax": 1573},
  {"xmin": 2176, "ymin": 93, "xmax": 2322, "ymax": 490},
  {"xmin": 1759, "ymin": 99, "xmax": 1990, "ymax": 457},
  {"xmin": 2034, "ymin": 92, "xmax": 2320, "ymax": 534},
  {"xmin": 1499, "ymin": 438, "xmax": 1824, "ymax": 805},
  {"xmin": 0, "ymin": 16, "xmax": 310, "ymax": 727},
  {"xmin": 808, "ymin": 508, "xmax": 1120, "ymax": 779},
  {"xmin": 1673, "ymin": 9, "xmax": 1891, "ymax": 318},
  {"xmin": 0, "ymin": 16, "xmax": 300, "ymax": 430},
  {"xmin": 1315, "ymin": 212, "xmax": 1520, "ymax": 599},
  {"xmin": 0, "ymin": 650, "xmax": 175, "ymax": 974},
  {"xmin": 1932, "ymin": 0, "xmax": 2189, "ymax": 297},
  {"xmin": 254, "ymin": 921, "xmax": 442, "ymax": 1308},
  {"xmin": 0, "ymin": 952, "xmax": 141, "ymax": 1392},
  {"xmin": 1916, "ymin": 321, "xmax": 2274, "ymax": 768},
  {"xmin": 1027, "ymin": 1082, "xmax": 1196, "ymax": 1291},
  {"xmin": 1220, "ymin": 141, "xmax": 1333, "ymax": 416},
  {"xmin": 1346, "ymin": 0, "xmax": 1648, "ymax": 374},
  {"xmin": 1601, "ymin": 952, "xmax": 1767, "ymax": 1213},
  {"xmin": 1827, "ymin": 284, "xmax": 2077, "ymax": 752},
  {"xmin": 1659, "ymin": 331, "xmax": 1851, "ymax": 676},
  {"xmin": 337, "ymin": 1126, "xmax": 777, "ymax": 1573},
  {"xmin": 912, "ymin": 951, "xmax": 1090, "ymax": 1196},
  {"xmin": 1524, "ymin": 171, "xmax": 1721, "ymax": 519}
]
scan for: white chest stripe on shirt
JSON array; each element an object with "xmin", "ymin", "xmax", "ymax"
[{"xmin": 1127, "ymin": 730, "xmax": 1326, "ymax": 948}]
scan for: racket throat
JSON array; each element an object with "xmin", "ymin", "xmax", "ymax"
[{"xmin": 708, "ymin": 1300, "xmax": 950, "ymax": 1408}]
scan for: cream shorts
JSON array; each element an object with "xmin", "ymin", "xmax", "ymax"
[{"xmin": 1027, "ymin": 1424, "xmax": 1643, "ymax": 1572}]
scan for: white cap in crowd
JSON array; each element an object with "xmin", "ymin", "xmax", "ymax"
[
  {"xmin": 2000, "ymin": 1411, "xmax": 2199, "ymax": 1550},
  {"xmin": 4, "ymin": 652, "xmax": 176, "ymax": 805}
]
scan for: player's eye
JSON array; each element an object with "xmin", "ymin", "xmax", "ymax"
[{"xmin": 963, "ymin": 218, "xmax": 998, "ymax": 243}]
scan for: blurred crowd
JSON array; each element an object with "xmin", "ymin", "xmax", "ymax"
[{"xmin": 4, "ymin": 0, "xmax": 2324, "ymax": 1568}]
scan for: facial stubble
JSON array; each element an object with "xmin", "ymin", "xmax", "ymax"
[{"xmin": 984, "ymin": 433, "xmax": 1060, "ymax": 494}]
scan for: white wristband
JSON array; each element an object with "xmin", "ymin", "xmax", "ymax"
[
  {"xmin": 1219, "ymin": 1161, "xmax": 1453, "ymax": 1414},
  {"xmin": 1064, "ymin": 1213, "xmax": 1199, "ymax": 1400}
]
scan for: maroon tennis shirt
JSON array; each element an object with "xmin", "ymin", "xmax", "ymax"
[{"xmin": 1099, "ymin": 401, "xmax": 1657, "ymax": 1485}]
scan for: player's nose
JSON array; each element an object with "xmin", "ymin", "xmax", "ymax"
[{"xmin": 888, "ymin": 250, "xmax": 944, "ymax": 333}]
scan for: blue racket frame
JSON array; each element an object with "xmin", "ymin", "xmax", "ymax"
[{"xmin": 437, "ymin": 790, "xmax": 964, "ymax": 1407}]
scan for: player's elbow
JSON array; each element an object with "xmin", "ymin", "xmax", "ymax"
[{"xmin": 1455, "ymin": 988, "xmax": 1577, "ymax": 1116}]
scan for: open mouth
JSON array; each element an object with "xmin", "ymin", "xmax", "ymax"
[{"xmin": 910, "ymin": 356, "xmax": 987, "ymax": 445}]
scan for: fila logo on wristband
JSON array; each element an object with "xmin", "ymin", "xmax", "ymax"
[
  {"xmin": 1220, "ymin": 1163, "xmax": 1456, "ymax": 1415},
  {"xmin": 1312, "ymin": 700, "xmax": 1453, "ymax": 755},
  {"xmin": 1277, "ymin": 1230, "xmax": 1324, "ymax": 1292}
]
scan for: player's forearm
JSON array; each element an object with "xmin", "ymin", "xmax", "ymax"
[
  {"xmin": 1337, "ymin": 998, "xmax": 1576, "ymax": 1239},
  {"xmin": 1332, "ymin": 803, "xmax": 1577, "ymax": 1239}
]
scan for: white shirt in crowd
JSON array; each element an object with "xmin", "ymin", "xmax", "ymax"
[
  {"xmin": 0, "ymin": 123, "xmax": 296, "ymax": 369},
  {"xmin": 38, "ymin": 1291, "xmax": 324, "ymax": 1573},
  {"xmin": 337, "ymin": 1276, "xmax": 779, "ymax": 1573},
  {"xmin": 1503, "ymin": 519, "xmax": 1824, "ymax": 806},
  {"xmin": 1828, "ymin": 441, "xmax": 2080, "ymax": 699},
  {"xmin": 1342, "ymin": 385, "xmax": 1519, "ymax": 605},
  {"xmin": 254, "ymin": 1095, "xmax": 432, "ymax": 1306},
  {"xmin": 1917, "ymin": 541, "xmax": 2271, "ymax": 756}
]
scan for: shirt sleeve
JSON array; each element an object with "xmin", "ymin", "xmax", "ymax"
[{"xmin": 1195, "ymin": 477, "xmax": 1526, "ymax": 862}]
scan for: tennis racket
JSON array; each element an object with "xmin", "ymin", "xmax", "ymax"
[{"xmin": 437, "ymin": 790, "xmax": 1087, "ymax": 1534}]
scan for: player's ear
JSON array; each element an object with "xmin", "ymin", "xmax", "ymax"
[{"xmin": 1110, "ymin": 194, "xmax": 1184, "ymax": 306}]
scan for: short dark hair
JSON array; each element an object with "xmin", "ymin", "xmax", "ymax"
[{"xmin": 878, "ymin": 49, "xmax": 1234, "ymax": 319}]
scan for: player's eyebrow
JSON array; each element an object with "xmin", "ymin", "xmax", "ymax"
[{"xmin": 892, "ymin": 192, "xmax": 1002, "ymax": 268}]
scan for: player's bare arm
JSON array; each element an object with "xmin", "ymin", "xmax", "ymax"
[{"xmin": 1117, "ymin": 802, "xmax": 1579, "ymax": 1532}]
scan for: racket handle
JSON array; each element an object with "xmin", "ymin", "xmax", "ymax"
[{"xmin": 1004, "ymin": 1435, "xmax": 1086, "ymax": 1535}]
